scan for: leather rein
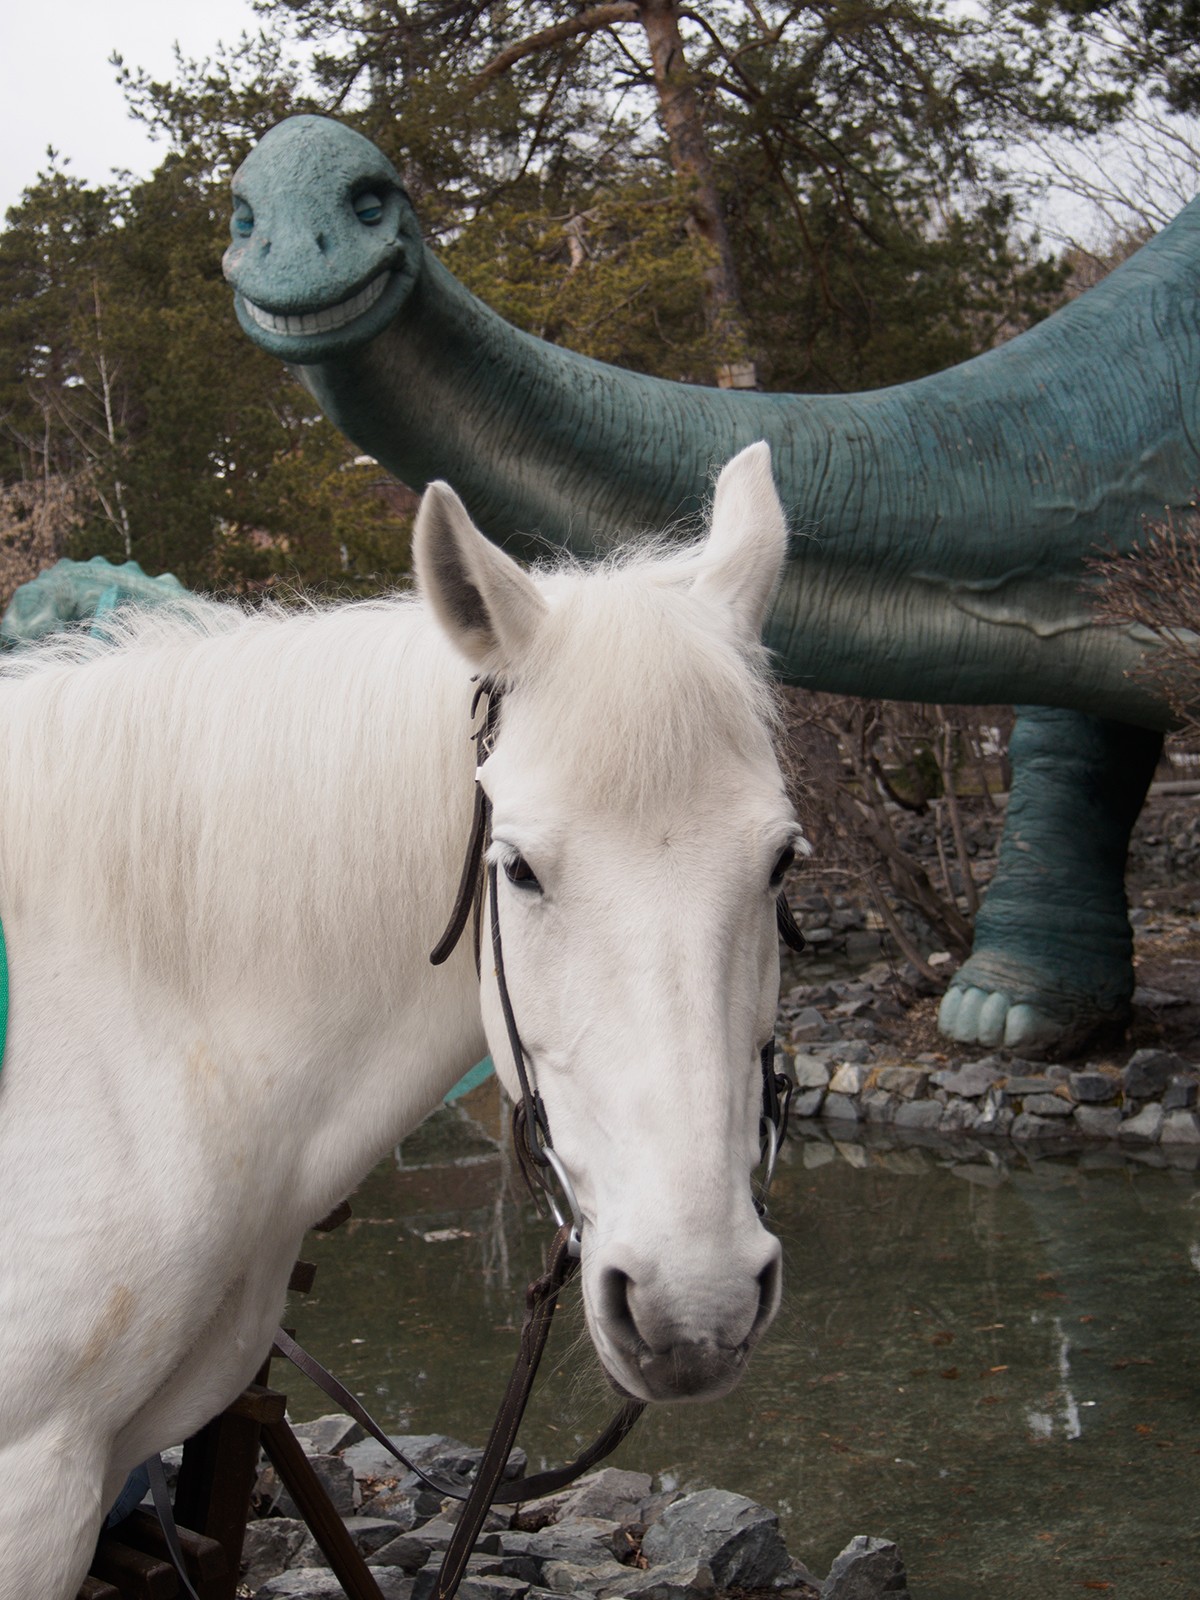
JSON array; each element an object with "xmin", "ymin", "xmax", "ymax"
[{"xmin": 273, "ymin": 675, "xmax": 803, "ymax": 1600}]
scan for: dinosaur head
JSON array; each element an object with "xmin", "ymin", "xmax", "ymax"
[{"xmin": 223, "ymin": 115, "xmax": 423, "ymax": 364}]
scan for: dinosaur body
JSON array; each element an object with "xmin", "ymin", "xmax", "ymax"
[{"xmin": 223, "ymin": 115, "xmax": 1199, "ymax": 1052}]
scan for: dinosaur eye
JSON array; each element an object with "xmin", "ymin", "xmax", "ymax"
[
  {"xmin": 503, "ymin": 853, "xmax": 541, "ymax": 892},
  {"xmin": 231, "ymin": 203, "xmax": 254, "ymax": 239},
  {"xmin": 769, "ymin": 843, "xmax": 796, "ymax": 890},
  {"xmin": 353, "ymin": 191, "xmax": 384, "ymax": 225}
]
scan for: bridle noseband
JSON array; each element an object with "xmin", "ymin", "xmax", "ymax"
[{"xmin": 430, "ymin": 676, "xmax": 802, "ymax": 1240}]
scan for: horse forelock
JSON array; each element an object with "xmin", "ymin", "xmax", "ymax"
[{"xmin": 509, "ymin": 546, "xmax": 780, "ymax": 814}]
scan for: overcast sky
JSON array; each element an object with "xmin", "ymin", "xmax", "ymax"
[{"xmin": 1, "ymin": 0, "xmax": 263, "ymax": 220}]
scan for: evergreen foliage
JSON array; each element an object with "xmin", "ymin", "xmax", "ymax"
[{"xmin": 1, "ymin": 0, "xmax": 1187, "ymax": 592}]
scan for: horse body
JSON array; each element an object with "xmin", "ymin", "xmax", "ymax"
[{"xmin": 0, "ymin": 444, "xmax": 797, "ymax": 1597}]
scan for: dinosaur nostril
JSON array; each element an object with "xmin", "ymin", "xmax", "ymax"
[{"xmin": 316, "ymin": 232, "xmax": 327, "ymax": 253}]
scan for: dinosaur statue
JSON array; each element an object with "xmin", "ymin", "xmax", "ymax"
[
  {"xmin": 0, "ymin": 555, "xmax": 188, "ymax": 647},
  {"xmin": 222, "ymin": 114, "xmax": 1199, "ymax": 1055}
]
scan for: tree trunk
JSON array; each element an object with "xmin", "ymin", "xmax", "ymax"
[{"xmin": 636, "ymin": 0, "xmax": 757, "ymax": 388}]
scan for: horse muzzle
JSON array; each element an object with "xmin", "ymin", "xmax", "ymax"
[{"xmin": 587, "ymin": 1233, "xmax": 783, "ymax": 1404}]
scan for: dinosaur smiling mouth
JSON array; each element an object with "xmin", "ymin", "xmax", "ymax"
[{"xmin": 243, "ymin": 271, "xmax": 390, "ymax": 337}]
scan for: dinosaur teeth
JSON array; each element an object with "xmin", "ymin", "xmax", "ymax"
[{"xmin": 244, "ymin": 273, "xmax": 390, "ymax": 338}]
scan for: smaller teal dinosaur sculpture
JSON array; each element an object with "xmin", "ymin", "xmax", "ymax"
[{"xmin": 0, "ymin": 557, "xmax": 188, "ymax": 648}]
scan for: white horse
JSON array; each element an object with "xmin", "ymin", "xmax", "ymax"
[{"xmin": 0, "ymin": 442, "xmax": 803, "ymax": 1598}]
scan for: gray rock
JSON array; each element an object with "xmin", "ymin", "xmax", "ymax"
[
  {"xmin": 294, "ymin": 1516, "xmax": 405, "ymax": 1570},
  {"xmin": 836, "ymin": 1042, "xmax": 874, "ymax": 1064},
  {"xmin": 1123, "ymin": 1050, "xmax": 1179, "ymax": 1099},
  {"xmin": 368, "ymin": 1533, "xmax": 435, "ymax": 1571},
  {"xmin": 791, "ymin": 1007, "xmax": 826, "ymax": 1041},
  {"xmin": 359, "ymin": 1484, "xmax": 423, "ymax": 1528},
  {"xmin": 822, "ymin": 1094, "xmax": 862, "ymax": 1122},
  {"xmin": 1075, "ymin": 1105, "xmax": 1123, "ymax": 1139},
  {"xmin": 1068, "ymin": 1070, "xmax": 1120, "ymax": 1104},
  {"xmin": 1132, "ymin": 984, "xmax": 1187, "ymax": 1009},
  {"xmin": 413, "ymin": 1518, "xmax": 502, "ymax": 1557},
  {"xmin": 1163, "ymin": 1076, "xmax": 1199, "ymax": 1111},
  {"xmin": 413, "ymin": 1569, "xmax": 530, "ymax": 1600},
  {"xmin": 1022, "ymin": 1093, "xmax": 1074, "ymax": 1117},
  {"xmin": 258, "ymin": 1570, "xmax": 411, "ymax": 1599},
  {"xmin": 1119, "ymin": 1102, "xmax": 1166, "ymax": 1144},
  {"xmin": 861, "ymin": 1090, "xmax": 896, "ymax": 1125},
  {"xmin": 1003, "ymin": 1075, "xmax": 1055, "ymax": 1096},
  {"xmin": 343, "ymin": 1435, "xmax": 525, "ymax": 1489},
  {"xmin": 893, "ymin": 1100, "xmax": 943, "ymax": 1131},
  {"xmin": 541, "ymin": 1557, "xmax": 632, "ymax": 1594},
  {"xmin": 829, "ymin": 1062, "xmax": 868, "ymax": 1095},
  {"xmin": 290, "ymin": 1413, "xmax": 367, "ymax": 1456},
  {"xmin": 930, "ymin": 1061, "xmax": 996, "ymax": 1098},
  {"xmin": 550, "ymin": 1469, "xmax": 653, "ymax": 1527},
  {"xmin": 258, "ymin": 1454, "xmax": 358, "ymax": 1519},
  {"xmin": 453, "ymin": 1576, "xmax": 532, "ymax": 1600},
  {"xmin": 823, "ymin": 1534, "xmax": 911, "ymax": 1599},
  {"xmin": 239, "ymin": 1518, "xmax": 308, "ymax": 1588},
  {"xmin": 937, "ymin": 1098, "xmax": 977, "ymax": 1133},
  {"xmin": 639, "ymin": 1488, "xmax": 789, "ymax": 1590},
  {"xmin": 791, "ymin": 1055, "xmax": 832, "ymax": 1091},
  {"xmin": 793, "ymin": 1088, "xmax": 827, "ymax": 1118},
  {"xmin": 500, "ymin": 1518, "xmax": 628, "ymax": 1567},
  {"xmin": 873, "ymin": 1067, "xmax": 929, "ymax": 1100},
  {"xmin": 974, "ymin": 1093, "xmax": 1013, "ymax": 1137},
  {"xmin": 1160, "ymin": 1110, "xmax": 1200, "ymax": 1145},
  {"xmin": 1011, "ymin": 1112, "xmax": 1078, "ymax": 1141},
  {"xmin": 596, "ymin": 1557, "xmax": 713, "ymax": 1600}
]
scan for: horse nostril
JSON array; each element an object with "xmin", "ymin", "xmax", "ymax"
[
  {"xmin": 598, "ymin": 1265, "xmax": 640, "ymax": 1348},
  {"xmin": 752, "ymin": 1249, "xmax": 783, "ymax": 1339}
]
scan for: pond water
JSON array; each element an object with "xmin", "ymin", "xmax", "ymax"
[{"xmin": 284, "ymin": 1080, "xmax": 1200, "ymax": 1599}]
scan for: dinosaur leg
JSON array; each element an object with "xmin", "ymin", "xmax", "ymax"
[{"xmin": 938, "ymin": 707, "xmax": 1162, "ymax": 1055}]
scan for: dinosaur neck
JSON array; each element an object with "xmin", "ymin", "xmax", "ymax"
[{"xmin": 299, "ymin": 213, "xmax": 1200, "ymax": 724}]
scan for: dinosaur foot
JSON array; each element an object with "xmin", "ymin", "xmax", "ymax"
[{"xmin": 938, "ymin": 952, "xmax": 1131, "ymax": 1059}]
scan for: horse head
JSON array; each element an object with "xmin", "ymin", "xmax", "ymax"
[{"xmin": 415, "ymin": 443, "xmax": 804, "ymax": 1404}]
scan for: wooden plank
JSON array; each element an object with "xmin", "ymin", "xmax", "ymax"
[
  {"xmin": 90, "ymin": 1536, "xmax": 178, "ymax": 1600},
  {"xmin": 115, "ymin": 1509, "xmax": 228, "ymax": 1583},
  {"xmin": 260, "ymin": 1417, "xmax": 386, "ymax": 1600},
  {"xmin": 224, "ymin": 1383, "xmax": 287, "ymax": 1426},
  {"xmin": 288, "ymin": 1259, "xmax": 317, "ymax": 1295},
  {"xmin": 78, "ymin": 1577, "xmax": 122, "ymax": 1600},
  {"xmin": 313, "ymin": 1199, "xmax": 352, "ymax": 1232},
  {"xmin": 175, "ymin": 1405, "xmax": 266, "ymax": 1600}
]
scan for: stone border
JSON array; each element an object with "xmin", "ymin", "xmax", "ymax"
[{"xmin": 785, "ymin": 1047, "xmax": 1200, "ymax": 1149}]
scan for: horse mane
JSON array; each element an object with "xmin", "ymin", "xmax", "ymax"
[
  {"xmin": 0, "ymin": 593, "xmax": 472, "ymax": 1005},
  {"xmin": 0, "ymin": 541, "xmax": 779, "ymax": 1000}
]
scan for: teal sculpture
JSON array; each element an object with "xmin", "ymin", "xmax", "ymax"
[
  {"xmin": 224, "ymin": 115, "xmax": 1198, "ymax": 1054},
  {"xmin": 1, "ymin": 556, "xmax": 188, "ymax": 647}
]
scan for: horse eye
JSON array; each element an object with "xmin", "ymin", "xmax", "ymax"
[
  {"xmin": 354, "ymin": 191, "xmax": 384, "ymax": 224},
  {"xmin": 232, "ymin": 204, "xmax": 254, "ymax": 239},
  {"xmin": 769, "ymin": 844, "xmax": 796, "ymax": 890},
  {"xmin": 503, "ymin": 854, "xmax": 541, "ymax": 892}
]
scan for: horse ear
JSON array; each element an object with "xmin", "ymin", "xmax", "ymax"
[
  {"xmin": 414, "ymin": 481, "xmax": 547, "ymax": 667},
  {"xmin": 693, "ymin": 442, "xmax": 788, "ymax": 641}
]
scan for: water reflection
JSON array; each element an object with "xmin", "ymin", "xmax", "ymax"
[{"xmin": 284, "ymin": 1086, "xmax": 1200, "ymax": 1599}]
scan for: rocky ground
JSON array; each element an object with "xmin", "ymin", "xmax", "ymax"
[
  {"xmin": 776, "ymin": 788, "xmax": 1200, "ymax": 1157},
  {"xmin": 215, "ymin": 1423, "xmax": 909, "ymax": 1600}
]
